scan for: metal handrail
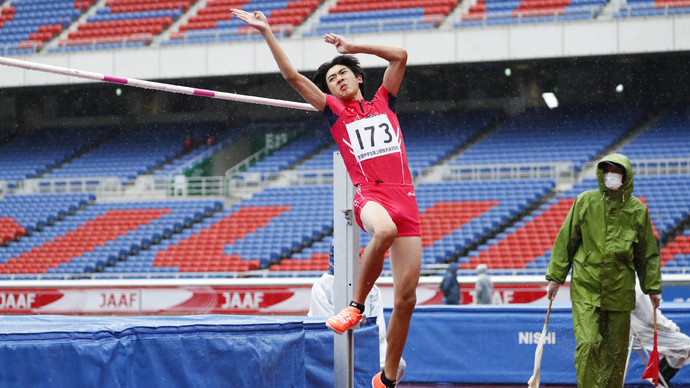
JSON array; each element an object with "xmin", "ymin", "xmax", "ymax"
[
  {"xmin": 441, "ymin": 161, "xmax": 575, "ymax": 181},
  {"xmin": 580, "ymin": 158, "xmax": 690, "ymax": 176},
  {"xmin": 19, "ymin": 176, "xmax": 122, "ymax": 195},
  {"xmin": 456, "ymin": 5, "xmax": 601, "ymax": 26},
  {"xmin": 616, "ymin": 1, "xmax": 690, "ymax": 16}
]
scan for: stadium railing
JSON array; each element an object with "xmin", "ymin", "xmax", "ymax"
[
  {"xmin": 616, "ymin": 1, "xmax": 690, "ymax": 17},
  {"xmin": 18, "ymin": 177, "xmax": 123, "ymax": 196},
  {"xmin": 580, "ymin": 157, "xmax": 690, "ymax": 176},
  {"xmin": 440, "ymin": 161, "xmax": 575, "ymax": 182},
  {"xmin": 454, "ymin": 6, "xmax": 602, "ymax": 27}
]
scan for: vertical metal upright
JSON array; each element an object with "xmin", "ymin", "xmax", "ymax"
[{"xmin": 333, "ymin": 152, "xmax": 360, "ymax": 388}]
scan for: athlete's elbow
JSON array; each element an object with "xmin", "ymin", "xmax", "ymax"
[
  {"xmin": 394, "ymin": 49, "xmax": 408, "ymax": 65},
  {"xmin": 282, "ymin": 71, "xmax": 301, "ymax": 85}
]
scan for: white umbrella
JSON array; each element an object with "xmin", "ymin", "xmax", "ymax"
[{"xmin": 528, "ymin": 299, "xmax": 554, "ymax": 388}]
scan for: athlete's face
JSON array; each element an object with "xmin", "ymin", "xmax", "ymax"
[{"xmin": 326, "ymin": 64, "xmax": 363, "ymax": 102}]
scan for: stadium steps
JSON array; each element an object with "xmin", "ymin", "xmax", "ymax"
[
  {"xmin": 568, "ymin": 103, "xmax": 669, "ymax": 189},
  {"xmin": 74, "ymin": 199, "xmax": 225, "ymax": 275},
  {"xmin": 597, "ymin": 0, "xmax": 623, "ymax": 18},
  {"xmin": 661, "ymin": 214, "xmax": 690, "ymax": 249},
  {"xmin": 416, "ymin": 112, "xmax": 507, "ymax": 183},
  {"xmin": 32, "ymin": 125, "xmax": 123, "ymax": 180},
  {"xmin": 293, "ymin": 0, "xmax": 338, "ymax": 36},
  {"xmin": 421, "ymin": 200, "xmax": 497, "ymax": 249},
  {"xmin": 269, "ymin": 138, "xmax": 337, "ymax": 185},
  {"xmin": 0, "ymin": 217, "xmax": 25, "ymax": 245},
  {"xmin": 461, "ymin": 197, "xmax": 574, "ymax": 269},
  {"xmin": 661, "ymin": 226, "xmax": 690, "ymax": 267},
  {"xmin": 0, "ymin": 208, "xmax": 171, "ymax": 274},
  {"xmin": 152, "ymin": 205, "xmax": 289, "ymax": 272},
  {"xmin": 595, "ymin": 103, "xmax": 668, "ymax": 159},
  {"xmin": 153, "ymin": 0, "xmax": 211, "ymax": 46},
  {"xmin": 440, "ymin": 0, "xmax": 470, "ymax": 27},
  {"xmin": 456, "ymin": 188, "xmax": 560, "ymax": 267},
  {"xmin": 42, "ymin": 0, "xmax": 104, "ymax": 53}
]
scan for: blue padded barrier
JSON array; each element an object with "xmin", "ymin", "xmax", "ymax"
[
  {"xmin": 0, "ymin": 315, "xmax": 379, "ymax": 387},
  {"xmin": 391, "ymin": 304, "xmax": 690, "ymax": 385}
]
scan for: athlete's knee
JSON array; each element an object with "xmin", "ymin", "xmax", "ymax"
[
  {"xmin": 372, "ymin": 223, "xmax": 397, "ymax": 246},
  {"xmin": 394, "ymin": 288, "xmax": 417, "ymax": 315}
]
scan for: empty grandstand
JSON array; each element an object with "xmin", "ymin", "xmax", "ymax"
[
  {"xmin": 0, "ymin": 1, "xmax": 689, "ymax": 385},
  {"xmin": 0, "ymin": 0, "xmax": 686, "ymax": 279}
]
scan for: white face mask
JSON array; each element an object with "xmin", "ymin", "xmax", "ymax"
[{"xmin": 604, "ymin": 172, "xmax": 623, "ymax": 191}]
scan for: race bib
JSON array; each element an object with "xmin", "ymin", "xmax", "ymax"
[{"xmin": 345, "ymin": 114, "xmax": 400, "ymax": 162}]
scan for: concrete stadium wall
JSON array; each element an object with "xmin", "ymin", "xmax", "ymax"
[{"xmin": 1, "ymin": 16, "xmax": 689, "ymax": 88}]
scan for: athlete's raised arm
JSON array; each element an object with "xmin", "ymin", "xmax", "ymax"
[
  {"xmin": 231, "ymin": 9, "xmax": 326, "ymax": 111},
  {"xmin": 323, "ymin": 34, "xmax": 407, "ymax": 96}
]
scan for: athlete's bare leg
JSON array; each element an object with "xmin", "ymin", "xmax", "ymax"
[
  {"xmin": 354, "ymin": 201, "xmax": 397, "ymax": 304},
  {"xmin": 356, "ymin": 201, "xmax": 421, "ymax": 382},
  {"xmin": 384, "ymin": 236, "xmax": 421, "ymax": 381}
]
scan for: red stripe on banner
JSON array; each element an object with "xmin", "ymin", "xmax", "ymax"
[
  {"xmin": 170, "ymin": 286, "xmax": 298, "ymax": 314},
  {"xmin": 0, "ymin": 290, "xmax": 64, "ymax": 312},
  {"xmin": 154, "ymin": 206, "xmax": 291, "ymax": 272},
  {"xmin": 0, "ymin": 208, "xmax": 170, "ymax": 274},
  {"xmin": 0, "ymin": 283, "xmax": 562, "ymax": 314}
]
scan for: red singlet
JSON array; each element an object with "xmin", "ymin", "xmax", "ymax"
[{"xmin": 323, "ymin": 85, "xmax": 421, "ymax": 237}]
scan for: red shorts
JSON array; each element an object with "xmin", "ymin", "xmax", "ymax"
[{"xmin": 353, "ymin": 183, "xmax": 421, "ymax": 237}]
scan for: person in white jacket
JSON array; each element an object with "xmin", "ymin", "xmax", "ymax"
[
  {"xmin": 631, "ymin": 281, "xmax": 690, "ymax": 384},
  {"xmin": 308, "ymin": 242, "xmax": 406, "ymax": 381}
]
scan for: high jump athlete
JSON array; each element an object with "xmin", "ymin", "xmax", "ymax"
[{"xmin": 232, "ymin": 9, "xmax": 422, "ymax": 388}]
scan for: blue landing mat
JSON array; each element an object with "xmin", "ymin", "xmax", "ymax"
[{"xmin": 0, "ymin": 315, "xmax": 379, "ymax": 387}]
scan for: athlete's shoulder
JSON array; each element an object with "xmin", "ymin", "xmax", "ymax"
[
  {"xmin": 373, "ymin": 85, "xmax": 390, "ymax": 101},
  {"xmin": 324, "ymin": 93, "xmax": 345, "ymax": 112},
  {"xmin": 372, "ymin": 85, "xmax": 397, "ymax": 113}
]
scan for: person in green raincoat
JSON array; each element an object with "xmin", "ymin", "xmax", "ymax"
[{"xmin": 545, "ymin": 153, "xmax": 662, "ymax": 388}]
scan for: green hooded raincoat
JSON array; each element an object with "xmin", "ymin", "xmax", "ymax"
[
  {"xmin": 546, "ymin": 153, "xmax": 662, "ymax": 308},
  {"xmin": 545, "ymin": 153, "xmax": 662, "ymax": 387}
]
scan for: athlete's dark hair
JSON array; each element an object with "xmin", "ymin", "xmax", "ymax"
[{"xmin": 311, "ymin": 55, "xmax": 364, "ymax": 94}]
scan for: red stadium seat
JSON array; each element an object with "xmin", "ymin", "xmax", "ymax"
[
  {"xmin": 154, "ymin": 206, "xmax": 289, "ymax": 272},
  {"xmin": 0, "ymin": 209, "xmax": 170, "ymax": 274},
  {"xmin": 461, "ymin": 198, "xmax": 575, "ymax": 270}
]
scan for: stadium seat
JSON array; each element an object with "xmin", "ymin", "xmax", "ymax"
[
  {"xmin": 457, "ymin": 0, "xmax": 606, "ymax": 26},
  {"xmin": 51, "ymin": 0, "xmax": 189, "ymax": 50},
  {"xmin": 304, "ymin": 0, "xmax": 457, "ymax": 36},
  {"xmin": 167, "ymin": 0, "xmax": 322, "ymax": 45},
  {"xmin": 0, "ymin": 0, "xmax": 96, "ymax": 54}
]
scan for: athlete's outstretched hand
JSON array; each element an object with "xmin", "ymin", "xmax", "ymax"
[
  {"xmin": 324, "ymin": 33, "xmax": 354, "ymax": 54},
  {"xmin": 231, "ymin": 9, "xmax": 269, "ymax": 32}
]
